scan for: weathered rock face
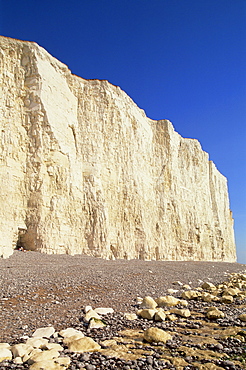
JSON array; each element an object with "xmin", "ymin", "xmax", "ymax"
[{"xmin": 0, "ymin": 36, "xmax": 236, "ymax": 261}]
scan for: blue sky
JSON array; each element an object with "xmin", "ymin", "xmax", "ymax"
[{"xmin": 1, "ymin": 0, "xmax": 245, "ymax": 263}]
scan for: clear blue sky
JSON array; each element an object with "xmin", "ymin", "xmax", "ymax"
[{"xmin": 1, "ymin": 0, "xmax": 245, "ymax": 263}]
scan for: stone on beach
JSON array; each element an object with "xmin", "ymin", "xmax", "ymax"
[
  {"xmin": 240, "ymin": 274, "xmax": 246, "ymax": 281},
  {"xmin": 178, "ymin": 299, "xmax": 189, "ymax": 306},
  {"xmin": 13, "ymin": 356, "xmax": 23, "ymax": 364},
  {"xmin": 206, "ymin": 307, "xmax": 225, "ymax": 319},
  {"xmin": 84, "ymin": 305, "xmax": 93, "ymax": 313},
  {"xmin": 45, "ymin": 343, "xmax": 64, "ymax": 351},
  {"xmin": 155, "ymin": 295, "xmax": 180, "ymax": 307},
  {"xmin": 29, "ymin": 358, "xmax": 70, "ymax": 370},
  {"xmin": 136, "ymin": 297, "xmax": 143, "ymax": 305},
  {"xmin": 167, "ymin": 288, "xmax": 179, "ymax": 294},
  {"xmin": 220, "ymin": 295, "xmax": 234, "ymax": 304},
  {"xmin": 154, "ymin": 310, "xmax": 166, "ymax": 322},
  {"xmin": 182, "ymin": 290, "xmax": 202, "ymax": 300},
  {"xmin": 182, "ymin": 284, "xmax": 191, "ymax": 290},
  {"xmin": 0, "ymin": 343, "xmax": 10, "ymax": 349},
  {"xmin": 172, "ymin": 281, "xmax": 183, "ymax": 286},
  {"xmin": 137, "ymin": 309, "xmax": 157, "ymax": 320},
  {"xmin": 239, "ymin": 313, "xmax": 246, "ymax": 322},
  {"xmin": 59, "ymin": 328, "xmax": 84, "ymax": 339},
  {"xmin": 11, "ymin": 343, "xmax": 34, "ymax": 358},
  {"xmin": 169, "ymin": 308, "xmax": 191, "ymax": 318},
  {"xmin": 94, "ymin": 307, "xmax": 114, "ymax": 315},
  {"xmin": 201, "ymin": 292, "xmax": 219, "ymax": 302},
  {"xmin": 140, "ymin": 296, "xmax": 157, "ymax": 309},
  {"xmin": 55, "ymin": 357, "xmax": 71, "ymax": 366},
  {"xmin": 143, "ymin": 327, "xmax": 172, "ymax": 343},
  {"xmin": 63, "ymin": 334, "xmax": 86, "ymax": 346},
  {"xmin": 67, "ymin": 337, "xmax": 101, "ymax": 352},
  {"xmin": 22, "ymin": 349, "xmax": 42, "ymax": 363},
  {"xmin": 124, "ymin": 313, "xmax": 138, "ymax": 320},
  {"xmin": 88, "ymin": 318, "xmax": 107, "ymax": 329},
  {"xmin": 27, "ymin": 348, "xmax": 60, "ymax": 365},
  {"xmin": 25, "ymin": 338, "xmax": 49, "ymax": 349},
  {"xmin": 0, "ymin": 347, "xmax": 12, "ymax": 362},
  {"xmin": 84, "ymin": 309, "xmax": 101, "ymax": 322},
  {"xmin": 32, "ymin": 327, "xmax": 55, "ymax": 338},
  {"xmin": 201, "ymin": 282, "xmax": 217, "ymax": 291},
  {"xmin": 223, "ymin": 287, "xmax": 241, "ymax": 296},
  {"xmin": 166, "ymin": 314, "xmax": 178, "ymax": 321}
]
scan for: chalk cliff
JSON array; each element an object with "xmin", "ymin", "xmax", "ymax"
[{"xmin": 0, "ymin": 36, "xmax": 236, "ymax": 261}]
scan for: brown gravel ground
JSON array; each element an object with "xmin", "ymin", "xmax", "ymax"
[{"xmin": 0, "ymin": 250, "xmax": 245, "ymax": 344}]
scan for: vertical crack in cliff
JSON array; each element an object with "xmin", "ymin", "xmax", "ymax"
[{"xmin": 83, "ymin": 175, "xmax": 108, "ymax": 256}]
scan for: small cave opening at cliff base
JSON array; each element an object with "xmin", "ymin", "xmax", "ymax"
[
  {"xmin": 15, "ymin": 227, "xmax": 27, "ymax": 252},
  {"xmin": 15, "ymin": 227, "xmax": 29, "ymax": 252}
]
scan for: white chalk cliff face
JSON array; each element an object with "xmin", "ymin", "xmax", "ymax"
[{"xmin": 0, "ymin": 36, "xmax": 236, "ymax": 261}]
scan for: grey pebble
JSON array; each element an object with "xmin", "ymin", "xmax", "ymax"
[{"xmin": 85, "ymin": 365, "xmax": 96, "ymax": 370}]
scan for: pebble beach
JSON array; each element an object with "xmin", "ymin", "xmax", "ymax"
[{"xmin": 0, "ymin": 251, "xmax": 245, "ymax": 369}]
